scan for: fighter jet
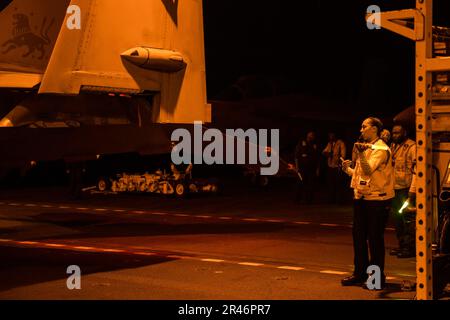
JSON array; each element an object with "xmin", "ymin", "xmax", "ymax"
[{"xmin": 0, "ymin": 0, "xmax": 210, "ymax": 184}]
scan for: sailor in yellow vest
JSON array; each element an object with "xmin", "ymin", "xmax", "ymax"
[
  {"xmin": 389, "ymin": 124, "xmax": 417, "ymax": 258},
  {"xmin": 341, "ymin": 117, "xmax": 395, "ymax": 289}
]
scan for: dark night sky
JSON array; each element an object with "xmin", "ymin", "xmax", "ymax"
[{"xmin": 203, "ymin": 0, "xmax": 450, "ymax": 116}]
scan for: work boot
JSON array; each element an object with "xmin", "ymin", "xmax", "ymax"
[
  {"xmin": 397, "ymin": 248, "xmax": 415, "ymax": 259},
  {"xmin": 341, "ymin": 275, "xmax": 366, "ymax": 287},
  {"xmin": 362, "ymin": 276, "xmax": 386, "ymax": 291}
]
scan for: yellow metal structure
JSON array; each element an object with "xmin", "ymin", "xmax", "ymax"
[
  {"xmin": 415, "ymin": 0, "xmax": 433, "ymax": 300},
  {"xmin": 369, "ymin": 0, "xmax": 450, "ymax": 300}
]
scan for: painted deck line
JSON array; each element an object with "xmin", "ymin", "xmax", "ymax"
[
  {"xmin": 320, "ymin": 270, "xmax": 349, "ymax": 275},
  {"xmin": 202, "ymin": 259, "xmax": 225, "ymax": 263},
  {"xmin": 277, "ymin": 266, "xmax": 305, "ymax": 271},
  {"xmin": 238, "ymin": 262, "xmax": 264, "ymax": 267}
]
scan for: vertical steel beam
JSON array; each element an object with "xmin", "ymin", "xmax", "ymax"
[{"xmin": 415, "ymin": 0, "xmax": 433, "ymax": 300}]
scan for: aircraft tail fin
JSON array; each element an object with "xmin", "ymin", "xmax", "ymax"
[
  {"xmin": 39, "ymin": 0, "xmax": 210, "ymax": 124},
  {"xmin": 0, "ymin": 0, "xmax": 70, "ymax": 77}
]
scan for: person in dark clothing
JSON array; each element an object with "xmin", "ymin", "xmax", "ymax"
[
  {"xmin": 293, "ymin": 131, "xmax": 320, "ymax": 204},
  {"xmin": 322, "ymin": 132, "xmax": 347, "ymax": 204},
  {"xmin": 389, "ymin": 124, "xmax": 416, "ymax": 258}
]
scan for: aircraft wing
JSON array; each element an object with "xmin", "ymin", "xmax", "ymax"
[{"xmin": 0, "ymin": 70, "xmax": 42, "ymax": 88}]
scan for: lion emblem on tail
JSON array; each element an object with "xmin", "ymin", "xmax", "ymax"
[{"xmin": 1, "ymin": 13, "xmax": 55, "ymax": 60}]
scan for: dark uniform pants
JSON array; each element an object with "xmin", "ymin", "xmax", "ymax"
[
  {"xmin": 326, "ymin": 167, "xmax": 346, "ymax": 204},
  {"xmin": 352, "ymin": 199, "xmax": 390, "ymax": 278},
  {"xmin": 296, "ymin": 169, "xmax": 315, "ymax": 204}
]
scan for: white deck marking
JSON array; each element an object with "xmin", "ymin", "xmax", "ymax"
[
  {"xmin": 17, "ymin": 241, "xmax": 38, "ymax": 245},
  {"xmin": 277, "ymin": 266, "xmax": 305, "ymax": 271},
  {"xmin": 238, "ymin": 262, "xmax": 264, "ymax": 267},
  {"xmin": 101, "ymin": 249, "xmax": 126, "ymax": 253},
  {"xmin": 0, "ymin": 238, "xmax": 415, "ymax": 280},
  {"xmin": 72, "ymin": 246, "xmax": 96, "ymax": 250},
  {"xmin": 133, "ymin": 252, "xmax": 155, "ymax": 256},
  {"xmin": 320, "ymin": 224, "xmax": 340, "ymax": 227},
  {"xmin": 320, "ymin": 270, "xmax": 349, "ymax": 275},
  {"xmin": 43, "ymin": 243, "xmax": 66, "ymax": 248},
  {"xmin": 202, "ymin": 259, "xmax": 225, "ymax": 263}
]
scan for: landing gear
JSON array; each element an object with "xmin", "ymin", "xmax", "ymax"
[
  {"xmin": 174, "ymin": 183, "xmax": 187, "ymax": 197},
  {"xmin": 97, "ymin": 177, "xmax": 110, "ymax": 192}
]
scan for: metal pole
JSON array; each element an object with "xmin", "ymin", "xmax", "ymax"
[{"xmin": 415, "ymin": 0, "xmax": 434, "ymax": 300}]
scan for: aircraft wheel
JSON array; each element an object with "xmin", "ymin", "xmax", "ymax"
[
  {"xmin": 175, "ymin": 183, "xmax": 187, "ymax": 197},
  {"xmin": 97, "ymin": 178, "xmax": 109, "ymax": 192}
]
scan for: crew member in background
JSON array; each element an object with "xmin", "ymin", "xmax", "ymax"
[
  {"xmin": 294, "ymin": 131, "xmax": 320, "ymax": 204},
  {"xmin": 322, "ymin": 132, "xmax": 346, "ymax": 204},
  {"xmin": 381, "ymin": 129, "xmax": 391, "ymax": 145},
  {"xmin": 389, "ymin": 124, "xmax": 416, "ymax": 258},
  {"xmin": 341, "ymin": 117, "xmax": 394, "ymax": 290}
]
